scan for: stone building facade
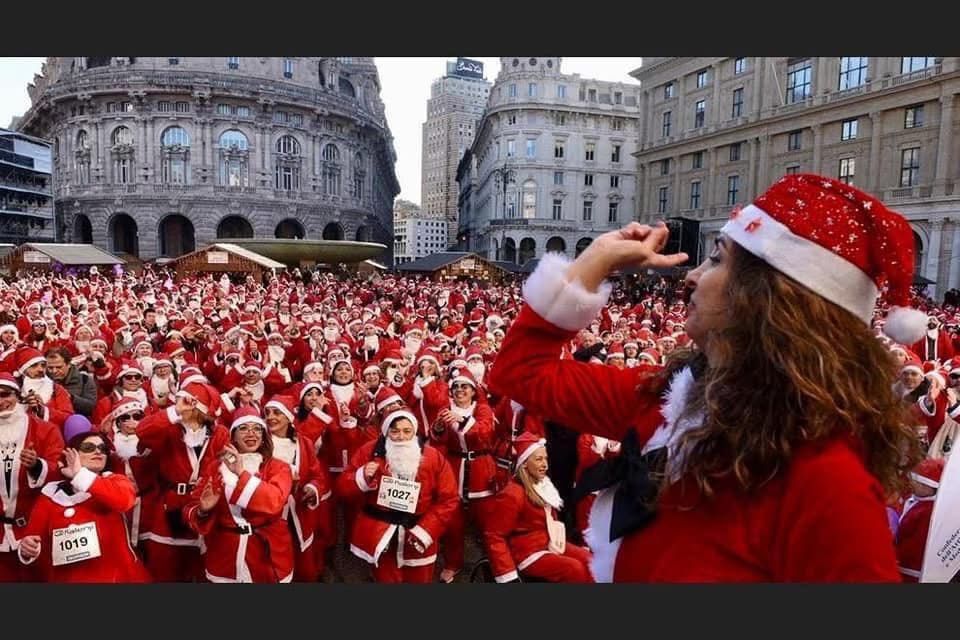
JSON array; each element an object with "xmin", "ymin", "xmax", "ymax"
[
  {"xmin": 16, "ymin": 57, "xmax": 400, "ymax": 262},
  {"xmin": 631, "ymin": 57, "xmax": 960, "ymax": 297},
  {"xmin": 458, "ymin": 57, "xmax": 642, "ymax": 265}
]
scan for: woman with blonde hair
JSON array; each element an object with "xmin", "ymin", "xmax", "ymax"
[{"xmin": 490, "ymin": 174, "xmax": 925, "ymax": 582}]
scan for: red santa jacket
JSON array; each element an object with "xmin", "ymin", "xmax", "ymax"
[
  {"xmin": 916, "ymin": 391, "xmax": 960, "ymax": 446},
  {"xmin": 322, "ymin": 384, "xmax": 376, "ymax": 474},
  {"xmin": 406, "ymin": 376, "xmax": 449, "ymax": 440},
  {"xmin": 430, "ymin": 400, "xmax": 497, "ymax": 501},
  {"xmin": 134, "ymin": 407, "xmax": 230, "ymax": 547},
  {"xmin": 912, "ymin": 331, "xmax": 955, "ymax": 364},
  {"xmin": 488, "ymin": 292, "xmax": 902, "ymax": 582},
  {"xmin": 895, "ymin": 495, "xmax": 935, "ymax": 582},
  {"xmin": 492, "ymin": 397, "xmax": 547, "ymax": 475},
  {"xmin": 106, "ymin": 428, "xmax": 159, "ymax": 546},
  {"xmin": 270, "ymin": 434, "xmax": 330, "ymax": 552},
  {"xmin": 23, "ymin": 381, "xmax": 74, "ymax": 430},
  {"xmin": 482, "ymin": 479, "xmax": 564, "ymax": 583},
  {"xmin": 0, "ymin": 410, "xmax": 64, "ymax": 553},
  {"xmin": 19, "ymin": 470, "xmax": 150, "ymax": 583},
  {"xmin": 184, "ymin": 458, "xmax": 294, "ymax": 583},
  {"xmin": 335, "ymin": 437, "xmax": 458, "ymax": 569}
]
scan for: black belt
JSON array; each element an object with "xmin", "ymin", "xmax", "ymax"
[
  {"xmin": 495, "ymin": 457, "xmax": 513, "ymax": 470},
  {"xmin": 166, "ymin": 482, "xmax": 197, "ymax": 496},
  {"xmin": 453, "ymin": 450, "xmax": 490, "ymax": 461},
  {"xmin": 0, "ymin": 516, "xmax": 26, "ymax": 527},
  {"xmin": 224, "ymin": 522, "xmax": 264, "ymax": 535},
  {"xmin": 363, "ymin": 505, "xmax": 421, "ymax": 529}
]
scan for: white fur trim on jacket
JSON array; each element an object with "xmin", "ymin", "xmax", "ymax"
[
  {"xmin": 71, "ymin": 467, "xmax": 97, "ymax": 493},
  {"xmin": 26, "ymin": 459, "xmax": 48, "ymax": 489},
  {"xmin": 408, "ymin": 525, "xmax": 433, "ymax": 549},
  {"xmin": 522, "ymin": 252, "xmax": 612, "ymax": 332},
  {"xmin": 235, "ymin": 475, "xmax": 261, "ymax": 509},
  {"xmin": 355, "ymin": 466, "xmax": 376, "ymax": 492}
]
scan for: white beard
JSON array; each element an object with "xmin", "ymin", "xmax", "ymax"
[
  {"xmin": 240, "ymin": 452, "xmax": 263, "ymax": 475},
  {"xmin": 533, "ymin": 475, "xmax": 563, "ymax": 510},
  {"xmin": 278, "ymin": 313, "xmax": 291, "ymax": 326},
  {"xmin": 363, "ymin": 335, "xmax": 380, "ymax": 353},
  {"xmin": 330, "ymin": 382, "xmax": 354, "ymax": 407},
  {"xmin": 0, "ymin": 404, "xmax": 27, "ymax": 446},
  {"xmin": 404, "ymin": 337, "xmax": 422, "ymax": 356},
  {"xmin": 137, "ymin": 357, "xmax": 156, "ymax": 374},
  {"xmin": 22, "ymin": 376, "xmax": 54, "ymax": 404},
  {"xmin": 182, "ymin": 425, "xmax": 207, "ymax": 448},
  {"xmin": 113, "ymin": 431, "xmax": 140, "ymax": 460},
  {"xmin": 245, "ymin": 381, "xmax": 265, "ymax": 401},
  {"xmin": 272, "ymin": 435, "xmax": 297, "ymax": 465},
  {"xmin": 75, "ymin": 340, "xmax": 91, "ymax": 353},
  {"xmin": 323, "ymin": 328, "xmax": 340, "ymax": 343},
  {"xmin": 385, "ymin": 438, "xmax": 422, "ymax": 481},
  {"xmin": 122, "ymin": 388, "xmax": 149, "ymax": 405},
  {"xmin": 609, "ymin": 313, "xmax": 621, "ymax": 323},
  {"xmin": 467, "ymin": 362, "xmax": 485, "ymax": 382},
  {"xmin": 151, "ymin": 375, "xmax": 173, "ymax": 400},
  {"xmin": 267, "ymin": 345, "xmax": 286, "ymax": 364}
]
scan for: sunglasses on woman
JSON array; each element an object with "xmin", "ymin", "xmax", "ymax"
[
  {"xmin": 77, "ymin": 442, "xmax": 109, "ymax": 454},
  {"xmin": 118, "ymin": 412, "xmax": 145, "ymax": 422}
]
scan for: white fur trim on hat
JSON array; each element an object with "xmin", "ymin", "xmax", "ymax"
[
  {"xmin": 883, "ymin": 307, "xmax": 928, "ymax": 346},
  {"xmin": 376, "ymin": 391, "xmax": 404, "ymax": 412},
  {"xmin": 450, "ymin": 374, "xmax": 477, "ymax": 389},
  {"xmin": 18, "ymin": 355, "xmax": 46, "ymax": 375},
  {"xmin": 175, "ymin": 389, "xmax": 208, "ymax": 415},
  {"xmin": 901, "ymin": 364, "xmax": 923, "ymax": 375},
  {"xmin": 516, "ymin": 438, "xmax": 547, "ymax": 469},
  {"xmin": 0, "ymin": 377, "xmax": 19, "ymax": 391},
  {"xmin": 363, "ymin": 364, "xmax": 381, "ymax": 376},
  {"xmin": 298, "ymin": 382, "xmax": 324, "ymax": 401},
  {"xmin": 0, "ymin": 325, "xmax": 17, "ymax": 337},
  {"xmin": 231, "ymin": 413, "xmax": 267, "ymax": 432},
  {"xmin": 264, "ymin": 400, "xmax": 295, "ymax": 425},
  {"xmin": 721, "ymin": 204, "xmax": 878, "ymax": 325},
  {"xmin": 380, "ymin": 409, "xmax": 419, "ymax": 436}
]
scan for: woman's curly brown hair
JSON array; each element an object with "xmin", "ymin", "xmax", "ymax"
[{"xmin": 655, "ymin": 241, "xmax": 922, "ymax": 498}]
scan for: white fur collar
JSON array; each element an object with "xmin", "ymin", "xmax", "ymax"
[{"xmin": 644, "ymin": 366, "xmax": 703, "ymax": 481}]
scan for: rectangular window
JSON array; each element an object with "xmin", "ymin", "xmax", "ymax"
[
  {"xmin": 839, "ymin": 56, "xmax": 868, "ymax": 90},
  {"xmin": 554, "ymin": 113, "xmax": 566, "ymax": 126},
  {"xmin": 175, "ymin": 102, "xmax": 190, "ymax": 113},
  {"xmin": 697, "ymin": 69, "xmax": 708, "ymax": 88},
  {"xmin": 122, "ymin": 102, "xmax": 132, "ymax": 112},
  {"xmin": 236, "ymin": 106, "xmax": 250, "ymax": 117},
  {"xmin": 905, "ymin": 105, "xmax": 924, "ymax": 128},
  {"xmin": 158, "ymin": 101, "xmax": 173, "ymax": 113},
  {"xmin": 557, "ymin": 85, "xmax": 567, "ymax": 98},
  {"xmin": 528, "ymin": 83, "xmax": 537, "ymax": 97},
  {"xmin": 729, "ymin": 143, "xmax": 741, "ymax": 162},
  {"xmin": 786, "ymin": 58, "xmax": 812, "ymax": 103},
  {"xmin": 611, "ymin": 119, "xmax": 623, "ymax": 131},
  {"xmin": 107, "ymin": 102, "xmax": 118, "ymax": 113},
  {"xmin": 554, "ymin": 171, "xmax": 564, "ymax": 185},
  {"xmin": 901, "ymin": 57, "xmax": 934, "ymax": 74},
  {"xmin": 838, "ymin": 158, "xmax": 856, "ymax": 185},
  {"xmin": 216, "ymin": 103, "xmax": 230, "ymax": 115},
  {"xmin": 507, "ymin": 139, "xmax": 516, "ymax": 157},
  {"xmin": 610, "ymin": 175, "xmax": 620, "ymax": 188},
  {"xmin": 694, "ymin": 100, "xmax": 705, "ymax": 128},
  {"xmin": 283, "ymin": 58, "xmax": 294, "ymax": 78},
  {"xmin": 507, "ymin": 114, "xmax": 517, "ymax": 125},
  {"xmin": 658, "ymin": 186, "xmax": 668, "ymax": 213},
  {"xmin": 554, "ymin": 141, "xmax": 565, "ymax": 159},
  {"xmin": 583, "ymin": 200, "xmax": 593, "ymax": 221},
  {"xmin": 727, "ymin": 175, "xmax": 740, "ymax": 205},
  {"xmin": 168, "ymin": 58, "xmax": 179, "ymax": 65},
  {"xmin": 660, "ymin": 158, "xmax": 670, "ymax": 175},
  {"xmin": 841, "ymin": 118, "xmax": 858, "ymax": 141},
  {"xmin": 608, "ymin": 202, "xmax": 619, "ymax": 223},
  {"xmin": 584, "ymin": 173, "xmax": 594, "ymax": 186},
  {"xmin": 228, "ymin": 57, "xmax": 240, "ymax": 69},
  {"xmin": 585, "ymin": 143, "xmax": 595, "ymax": 161},
  {"xmin": 690, "ymin": 181, "xmax": 701, "ymax": 209},
  {"xmin": 732, "ymin": 87, "xmax": 744, "ymax": 117},
  {"xmin": 692, "ymin": 151, "xmax": 703, "ymax": 169},
  {"xmin": 785, "ymin": 165, "xmax": 800, "ymax": 175},
  {"xmin": 552, "ymin": 199, "xmax": 563, "ymax": 220},
  {"xmin": 788, "ymin": 130, "xmax": 802, "ymax": 151},
  {"xmin": 292, "ymin": 113, "xmax": 303, "ymax": 126},
  {"xmin": 589, "ymin": 89, "xmax": 597, "ymax": 102},
  {"xmin": 901, "ymin": 147, "xmax": 920, "ymax": 187},
  {"xmin": 509, "ymin": 84, "xmax": 517, "ymax": 97},
  {"xmin": 611, "ymin": 145, "xmax": 621, "ymax": 163},
  {"xmin": 735, "ymin": 57, "xmax": 747, "ymax": 74},
  {"xmin": 526, "ymin": 140, "xmax": 536, "ymax": 158},
  {"xmin": 614, "ymin": 91, "xmax": 623, "ymax": 105},
  {"xmin": 664, "ymin": 83, "xmax": 675, "ymax": 100},
  {"xmin": 662, "ymin": 111, "xmax": 672, "ymax": 137}
]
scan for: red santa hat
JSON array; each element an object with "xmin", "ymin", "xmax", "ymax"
[
  {"xmin": 362, "ymin": 362, "xmax": 381, "ymax": 376},
  {"xmin": 910, "ymin": 458, "xmax": 944, "ymax": 490},
  {"xmin": 117, "ymin": 360, "xmax": 144, "ymax": 380},
  {"xmin": 298, "ymin": 381, "xmax": 324, "ymax": 401},
  {"xmin": 375, "ymin": 386, "xmax": 404, "ymax": 412},
  {"xmin": 177, "ymin": 382, "xmax": 220, "ymax": 417},
  {"xmin": 241, "ymin": 359, "xmax": 262, "ymax": 375},
  {"xmin": 721, "ymin": 174, "xmax": 926, "ymax": 344},
  {"xmin": 0, "ymin": 372, "xmax": 19, "ymax": 392},
  {"xmin": 14, "ymin": 347, "xmax": 46, "ymax": 376},
  {"xmin": 264, "ymin": 395, "xmax": 297, "ymax": 424},
  {"xmin": 178, "ymin": 367, "xmax": 207, "ymax": 388},
  {"xmin": 303, "ymin": 361, "xmax": 325, "ymax": 377},
  {"xmin": 109, "ymin": 396, "xmax": 146, "ymax": 423},
  {"xmin": 230, "ymin": 405, "xmax": 266, "ymax": 432},
  {"xmin": 449, "ymin": 368, "xmax": 478, "ymax": 390},
  {"xmin": 0, "ymin": 324, "xmax": 18, "ymax": 339},
  {"xmin": 514, "ymin": 433, "xmax": 547, "ymax": 469},
  {"xmin": 382, "ymin": 349, "xmax": 406, "ymax": 365},
  {"xmin": 605, "ymin": 343, "xmax": 625, "ymax": 360},
  {"xmin": 901, "ymin": 353, "xmax": 923, "ymax": 375},
  {"xmin": 639, "ymin": 348, "xmax": 661, "ymax": 365},
  {"xmin": 328, "ymin": 356, "xmax": 353, "ymax": 376},
  {"xmin": 380, "ymin": 408, "xmax": 419, "ymax": 436},
  {"xmin": 465, "ymin": 345, "xmax": 484, "ymax": 362},
  {"xmin": 922, "ymin": 361, "xmax": 947, "ymax": 388}
]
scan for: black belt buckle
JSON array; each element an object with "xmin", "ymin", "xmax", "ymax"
[
  {"xmin": 237, "ymin": 524, "xmax": 252, "ymax": 535},
  {"xmin": 175, "ymin": 482, "xmax": 192, "ymax": 495},
  {"xmin": 14, "ymin": 517, "xmax": 25, "ymax": 528}
]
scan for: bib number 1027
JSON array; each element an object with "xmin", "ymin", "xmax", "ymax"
[{"xmin": 376, "ymin": 476, "xmax": 421, "ymax": 514}]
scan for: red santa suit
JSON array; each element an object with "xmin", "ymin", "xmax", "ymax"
[
  {"xmin": 322, "ymin": 378, "xmax": 376, "ymax": 475},
  {"xmin": 916, "ymin": 382, "xmax": 960, "ymax": 446},
  {"xmin": 912, "ymin": 327, "xmax": 956, "ymax": 363},
  {"xmin": 487, "ymin": 253, "xmax": 903, "ymax": 582},
  {"xmin": 92, "ymin": 387, "xmax": 151, "ymax": 431},
  {"xmin": 20, "ymin": 375, "xmax": 75, "ymax": 430},
  {"xmin": 184, "ymin": 456, "xmax": 294, "ymax": 583},
  {"xmin": 492, "ymin": 397, "xmax": 547, "ymax": 490},
  {"xmin": 574, "ymin": 433, "xmax": 621, "ymax": 538},
  {"xmin": 895, "ymin": 494, "xmax": 935, "ymax": 582},
  {"xmin": 335, "ymin": 417, "xmax": 459, "ymax": 583},
  {"xmin": 103, "ymin": 398, "xmax": 159, "ymax": 548},
  {"xmin": 0, "ymin": 401, "xmax": 64, "ymax": 581},
  {"xmin": 19, "ymin": 469, "xmax": 150, "ymax": 582},
  {"xmin": 406, "ymin": 365, "xmax": 449, "ymax": 440}
]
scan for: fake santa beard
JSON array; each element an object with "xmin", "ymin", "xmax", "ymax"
[
  {"xmin": 0, "ymin": 404, "xmax": 27, "ymax": 444},
  {"xmin": 267, "ymin": 345, "xmax": 286, "ymax": 364},
  {"xmin": 137, "ymin": 357, "xmax": 156, "ymax": 374},
  {"xmin": 75, "ymin": 340, "xmax": 91, "ymax": 353},
  {"xmin": 22, "ymin": 375, "xmax": 54, "ymax": 404},
  {"xmin": 403, "ymin": 336, "xmax": 422, "ymax": 356},
  {"xmin": 467, "ymin": 361, "xmax": 485, "ymax": 381},
  {"xmin": 245, "ymin": 381, "xmax": 265, "ymax": 401},
  {"xmin": 385, "ymin": 437, "xmax": 422, "ymax": 481},
  {"xmin": 113, "ymin": 432, "xmax": 140, "ymax": 461},
  {"xmin": 533, "ymin": 476, "xmax": 564, "ymax": 510},
  {"xmin": 330, "ymin": 382, "xmax": 354, "ymax": 407},
  {"xmin": 363, "ymin": 335, "xmax": 380, "ymax": 352},
  {"xmin": 239, "ymin": 452, "xmax": 263, "ymax": 475},
  {"xmin": 323, "ymin": 328, "xmax": 340, "ymax": 343},
  {"xmin": 151, "ymin": 375, "xmax": 174, "ymax": 399}
]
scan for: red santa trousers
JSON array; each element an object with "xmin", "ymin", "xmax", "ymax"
[
  {"xmin": 440, "ymin": 495, "xmax": 497, "ymax": 574},
  {"xmin": 291, "ymin": 519, "xmax": 319, "ymax": 582},
  {"xmin": 0, "ymin": 550, "xmax": 45, "ymax": 582},
  {"xmin": 521, "ymin": 544, "xmax": 594, "ymax": 584},
  {"xmin": 142, "ymin": 541, "xmax": 204, "ymax": 582},
  {"xmin": 371, "ymin": 540, "xmax": 434, "ymax": 584}
]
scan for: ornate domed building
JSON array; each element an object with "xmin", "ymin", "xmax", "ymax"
[{"xmin": 17, "ymin": 57, "xmax": 400, "ymax": 261}]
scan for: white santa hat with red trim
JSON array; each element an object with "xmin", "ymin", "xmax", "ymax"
[{"xmin": 721, "ymin": 174, "xmax": 926, "ymax": 345}]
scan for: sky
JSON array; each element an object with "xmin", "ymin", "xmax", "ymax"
[{"xmin": 0, "ymin": 57, "xmax": 641, "ymax": 205}]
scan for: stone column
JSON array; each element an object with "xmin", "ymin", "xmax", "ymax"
[
  {"xmin": 939, "ymin": 218, "xmax": 955, "ymax": 291},
  {"xmin": 677, "ymin": 78, "xmax": 686, "ymax": 136},
  {"xmin": 925, "ymin": 219, "xmax": 944, "ymax": 293},
  {"xmin": 94, "ymin": 121, "xmax": 103, "ymax": 175},
  {"xmin": 752, "ymin": 57, "xmax": 764, "ymax": 115},
  {"xmin": 672, "ymin": 155, "xmax": 681, "ymax": 215},
  {"xmin": 816, "ymin": 57, "xmax": 829, "ymax": 96},
  {"xmin": 868, "ymin": 111, "xmax": 882, "ymax": 192},
  {"xmin": 757, "ymin": 134, "xmax": 770, "ymax": 193},
  {"xmin": 812, "ymin": 123, "xmax": 823, "ymax": 174},
  {"xmin": 707, "ymin": 148, "xmax": 718, "ymax": 207},
  {"xmin": 747, "ymin": 138, "xmax": 759, "ymax": 200},
  {"xmin": 641, "ymin": 161, "xmax": 651, "ymax": 219},
  {"xmin": 712, "ymin": 63, "xmax": 722, "ymax": 125},
  {"xmin": 935, "ymin": 94, "xmax": 955, "ymax": 193},
  {"xmin": 949, "ymin": 219, "xmax": 960, "ymax": 290}
]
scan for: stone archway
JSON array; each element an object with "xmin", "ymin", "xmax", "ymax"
[
  {"xmin": 503, "ymin": 238, "xmax": 517, "ymax": 264},
  {"xmin": 275, "ymin": 218, "xmax": 306, "ymax": 239},
  {"xmin": 158, "ymin": 214, "xmax": 196, "ymax": 258},
  {"xmin": 109, "ymin": 213, "xmax": 139, "ymax": 256},
  {"xmin": 519, "ymin": 237, "xmax": 536, "ymax": 265},
  {"xmin": 546, "ymin": 236, "xmax": 566, "ymax": 255},
  {"xmin": 355, "ymin": 225, "xmax": 371, "ymax": 242},
  {"xmin": 575, "ymin": 237, "xmax": 593, "ymax": 257},
  {"xmin": 216, "ymin": 215, "xmax": 254, "ymax": 239},
  {"xmin": 322, "ymin": 222, "xmax": 344, "ymax": 240},
  {"xmin": 73, "ymin": 214, "xmax": 93, "ymax": 244}
]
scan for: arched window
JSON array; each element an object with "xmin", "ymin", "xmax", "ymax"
[
  {"xmin": 519, "ymin": 237, "xmax": 536, "ymax": 265},
  {"xmin": 110, "ymin": 126, "xmax": 134, "ymax": 184},
  {"xmin": 276, "ymin": 135, "xmax": 301, "ymax": 155},
  {"xmin": 522, "ymin": 179, "xmax": 537, "ymax": 219},
  {"xmin": 575, "ymin": 237, "xmax": 593, "ymax": 257},
  {"xmin": 322, "ymin": 144, "xmax": 340, "ymax": 162},
  {"xmin": 218, "ymin": 130, "xmax": 250, "ymax": 187},
  {"xmin": 111, "ymin": 126, "xmax": 133, "ymax": 147},
  {"xmin": 161, "ymin": 126, "xmax": 189, "ymax": 147},
  {"xmin": 322, "ymin": 144, "xmax": 341, "ymax": 196},
  {"xmin": 161, "ymin": 126, "xmax": 190, "ymax": 185},
  {"xmin": 74, "ymin": 130, "xmax": 91, "ymax": 184},
  {"xmin": 339, "ymin": 77, "xmax": 355, "ymax": 97},
  {"xmin": 353, "ymin": 152, "xmax": 365, "ymax": 200},
  {"xmin": 274, "ymin": 135, "xmax": 302, "ymax": 192}
]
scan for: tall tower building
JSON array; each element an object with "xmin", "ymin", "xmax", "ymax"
[{"xmin": 421, "ymin": 58, "xmax": 491, "ymax": 248}]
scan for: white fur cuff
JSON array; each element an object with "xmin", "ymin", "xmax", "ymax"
[
  {"xmin": 409, "ymin": 525, "xmax": 433, "ymax": 549},
  {"xmin": 522, "ymin": 252, "xmax": 612, "ymax": 332},
  {"xmin": 304, "ymin": 484, "xmax": 321, "ymax": 510},
  {"xmin": 494, "ymin": 569, "xmax": 519, "ymax": 583},
  {"xmin": 355, "ymin": 466, "xmax": 375, "ymax": 492},
  {"xmin": 71, "ymin": 467, "xmax": 97, "ymax": 493}
]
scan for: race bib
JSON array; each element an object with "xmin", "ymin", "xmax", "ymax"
[
  {"xmin": 376, "ymin": 476, "xmax": 421, "ymax": 514},
  {"xmin": 51, "ymin": 521, "xmax": 102, "ymax": 567}
]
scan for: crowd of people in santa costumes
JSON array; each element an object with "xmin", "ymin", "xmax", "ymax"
[{"xmin": 0, "ymin": 174, "xmax": 957, "ymax": 581}]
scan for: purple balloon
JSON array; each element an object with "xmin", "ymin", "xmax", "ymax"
[{"xmin": 63, "ymin": 414, "xmax": 93, "ymax": 444}]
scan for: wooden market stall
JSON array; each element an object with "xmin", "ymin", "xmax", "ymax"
[
  {"xmin": 166, "ymin": 243, "xmax": 286, "ymax": 280},
  {"xmin": 0, "ymin": 242, "xmax": 123, "ymax": 275},
  {"xmin": 395, "ymin": 252, "xmax": 513, "ymax": 284}
]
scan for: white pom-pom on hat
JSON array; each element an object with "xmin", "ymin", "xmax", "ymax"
[{"xmin": 883, "ymin": 306, "xmax": 928, "ymax": 345}]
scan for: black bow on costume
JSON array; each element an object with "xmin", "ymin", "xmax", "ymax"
[{"xmin": 572, "ymin": 429, "xmax": 667, "ymax": 542}]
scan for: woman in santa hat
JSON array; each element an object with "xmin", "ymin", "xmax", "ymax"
[
  {"xmin": 91, "ymin": 360, "xmax": 148, "ymax": 430},
  {"xmin": 321, "ymin": 357, "xmax": 375, "ymax": 477},
  {"xmin": 483, "ymin": 434, "xmax": 593, "ymax": 583},
  {"xmin": 17, "ymin": 427, "xmax": 150, "ymax": 582},
  {"xmin": 134, "ymin": 382, "xmax": 230, "ymax": 582},
  {"xmin": 407, "ymin": 351, "xmax": 449, "ymax": 440},
  {"xmin": 490, "ymin": 174, "xmax": 924, "ymax": 582},
  {"xmin": 336, "ymin": 409, "xmax": 459, "ymax": 583},
  {"xmin": 895, "ymin": 458, "xmax": 943, "ymax": 582},
  {"xmin": 263, "ymin": 396, "xmax": 330, "ymax": 582}
]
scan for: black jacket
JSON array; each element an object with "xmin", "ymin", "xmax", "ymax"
[{"xmin": 58, "ymin": 364, "xmax": 98, "ymax": 418}]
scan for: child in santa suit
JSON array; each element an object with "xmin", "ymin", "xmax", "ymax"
[
  {"xmin": 482, "ymin": 434, "xmax": 594, "ymax": 583},
  {"xmin": 895, "ymin": 458, "xmax": 944, "ymax": 582}
]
